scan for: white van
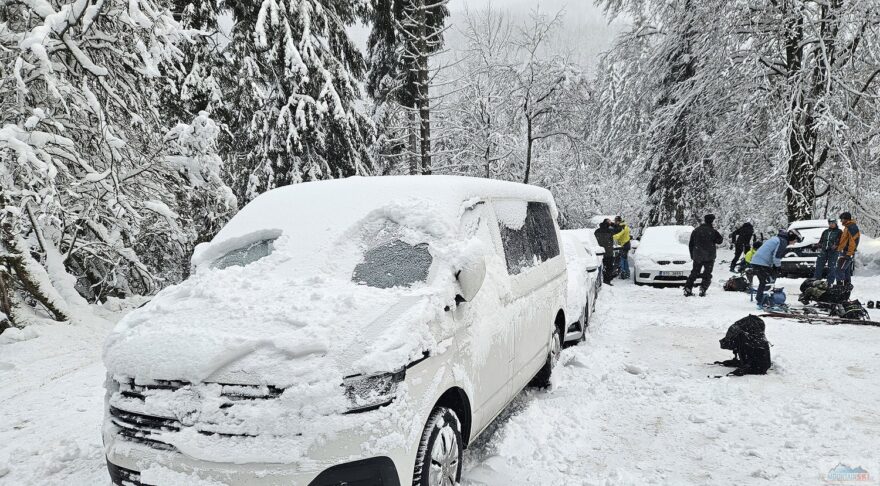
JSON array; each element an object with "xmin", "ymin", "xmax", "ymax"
[{"xmin": 102, "ymin": 176, "xmax": 568, "ymax": 486}]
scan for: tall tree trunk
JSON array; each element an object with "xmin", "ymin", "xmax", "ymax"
[
  {"xmin": 415, "ymin": 0, "xmax": 432, "ymax": 175},
  {"xmin": 784, "ymin": 13, "xmax": 816, "ymax": 223},
  {"xmin": 0, "ymin": 266, "xmax": 13, "ymax": 332},
  {"xmin": 408, "ymin": 109, "xmax": 420, "ymax": 174},
  {"xmin": 524, "ymin": 116, "xmax": 533, "ymax": 184}
]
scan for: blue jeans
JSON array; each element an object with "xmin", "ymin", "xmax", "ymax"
[
  {"xmin": 837, "ymin": 256, "xmax": 854, "ymax": 283},
  {"xmin": 816, "ymin": 250, "xmax": 838, "ymax": 280},
  {"xmin": 619, "ymin": 253, "xmax": 630, "ymax": 275}
]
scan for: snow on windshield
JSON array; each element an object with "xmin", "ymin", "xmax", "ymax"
[{"xmin": 638, "ymin": 226, "xmax": 693, "ymax": 258}]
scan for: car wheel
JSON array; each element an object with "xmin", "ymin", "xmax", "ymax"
[
  {"xmin": 531, "ymin": 325, "xmax": 561, "ymax": 388},
  {"xmin": 413, "ymin": 407, "xmax": 463, "ymax": 486}
]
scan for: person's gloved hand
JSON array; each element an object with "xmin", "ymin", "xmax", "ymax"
[{"xmin": 729, "ymin": 244, "xmax": 734, "ymax": 250}]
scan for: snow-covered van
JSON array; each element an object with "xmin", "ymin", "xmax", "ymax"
[{"xmin": 102, "ymin": 176, "xmax": 568, "ymax": 486}]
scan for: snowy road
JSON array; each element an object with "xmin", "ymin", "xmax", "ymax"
[{"xmin": 2, "ymin": 263, "xmax": 879, "ymax": 485}]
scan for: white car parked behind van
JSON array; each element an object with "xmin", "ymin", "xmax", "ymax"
[
  {"xmin": 560, "ymin": 231, "xmax": 601, "ymax": 344},
  {"xmin": 102, "ymin": 176, "xmax": 568, "ymax": 486},
  {"xmin": 632, "ymin": 225, "xmax": 696, "ymax": 286}
]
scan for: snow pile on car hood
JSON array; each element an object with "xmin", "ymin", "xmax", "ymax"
[
  {"xmin": 104, "ymin": 206, "xmax": 475, "ymax": 385},
  {"xmin": 637, "ymin": 226, "xmax": 693, "ymax": 260}
]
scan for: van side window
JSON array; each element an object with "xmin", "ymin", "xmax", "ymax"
[
  {"xmin": 527, "ymin": 202, "xmax": 560, "ymax": 262},
  {"xmin": 496, "ymin": 201, "xmax": 559, "ymax": 275}
]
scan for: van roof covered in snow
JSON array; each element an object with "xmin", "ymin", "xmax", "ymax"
[{"xmin": 195, "ymin": 175, "xmax": 556, "ymax": 265}]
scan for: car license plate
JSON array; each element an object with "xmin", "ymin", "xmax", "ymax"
[{"xmin": 660, "ymin": 271, "xmax": 683, "ymax": 277}]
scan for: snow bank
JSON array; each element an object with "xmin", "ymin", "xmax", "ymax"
[{"xmin": 856, "ymin": 234, "xmax": 880, "ymax": 276}]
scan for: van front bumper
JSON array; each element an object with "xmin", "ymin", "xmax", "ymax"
[
  {"xmin": 106, "ymin": 453, "xmax": 400, "ymax": 486},
  {"xmin": 104, "ymin": 426, "xmax": 408, "ymax": 486}
]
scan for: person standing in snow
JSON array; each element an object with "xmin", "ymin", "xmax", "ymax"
[
  {"xmin": 595, "ymin": 219, "xmax": 617, "ymax": 285},
  {"xmin": 750, "ymin": 230, "xmax": 801, "ymax": 307},
  {"xmin": 729, "ymin": 222, "xmax": 755, "ymax": 272},
  {"xmin": 613, "ymin": 216, "xmax": 632, "ymax": 279},
  {"xmin": 684, "ymin": 214, "xmax": 724, "ymax": 297},
  {"xmin": 832, "ymin": 212, "xmax": 860, "ymax": 286},
  {"xmin": 814, "ymin": 219, "xmax": 842, "ymax": 281}
]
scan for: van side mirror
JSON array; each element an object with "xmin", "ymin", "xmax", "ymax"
[{"xmin": 456, "ymin": 258, "xmax": 486, "ymax": 303}]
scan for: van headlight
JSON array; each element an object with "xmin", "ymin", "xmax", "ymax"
[{"xmin": 342, "ymin": 369, "xmax": 405, "ymax": 413}]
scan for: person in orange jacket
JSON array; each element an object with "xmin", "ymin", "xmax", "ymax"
[{"xmin": 832, "ymin": 211, "xmax": 860, "ymax": 285}]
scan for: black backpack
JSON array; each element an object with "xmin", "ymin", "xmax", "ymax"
[
  {"xmin": 798, "ymin": 278, "xmax": 852, "ymax": 305},
  {"xmin": 717, "ymin": 316, "xmax": 771, "ymax": 376},
  {"xmin": 724, "ymin": 275, "xmax": 749, "ymax": 292},
  {"xmin": 831, "ymin": 300, "xmax": 869, "ymax": 320}
]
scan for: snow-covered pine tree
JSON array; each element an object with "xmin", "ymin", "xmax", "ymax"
[
  {"xmin": 220, "ymin": 0, "xmax": 375, "ymax": 203},
  {"xmin": 0, "ymin": 0, "xmax": 234, "ymax": 327},
  {"xmin": 367, "ymin": 0, "xmax": 448, "ymax": 175}
]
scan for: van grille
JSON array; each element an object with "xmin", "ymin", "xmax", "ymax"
[{"xmin": 110, "ymin": 378, "xmax": 284, "ymax": 450}]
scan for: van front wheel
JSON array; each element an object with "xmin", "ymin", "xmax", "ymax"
[
  {"xmin": 531, "ymin": 325, "xmax": 561, "ymax": 388},
  {"xmin": 413, "ymin": 407, "xmax": 463, "ymax": 486}
]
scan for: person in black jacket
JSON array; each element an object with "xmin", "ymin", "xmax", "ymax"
[
  {"xmin": 685, "ymin": 214, "xmax": 724, "ymax": 297},
  {"xmin": 814, "ymin": 219, "xmax": 842, "ymax": 280},
  {"xmin": 729, "ymin": 222, "xmax": 755, "ymax": 272},
  {"xmin": 594, "ymin": 219, "xmax": 616, "ymax": 285}
]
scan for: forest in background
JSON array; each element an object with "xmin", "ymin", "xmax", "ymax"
[{"xmin": 1, "ymin": 0, "xmax": 879, "ymax": 329}]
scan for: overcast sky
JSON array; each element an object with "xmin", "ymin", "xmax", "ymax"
[
  {"xmin": 348, "ymin": 0, "xmax": 624, "ymax": 73},
  {"xmin": 448, "ymin": 0, "xmax": 624, "ymax": 71}
]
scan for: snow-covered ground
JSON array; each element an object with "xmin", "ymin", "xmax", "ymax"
[{"xmin": 2, "ymin": 257, "xmax": 879, "ymax": 485}]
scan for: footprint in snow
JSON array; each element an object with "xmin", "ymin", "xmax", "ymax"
[{"xmin": 624, "ymin": 364, "xmax": 645, "ymax": 375}]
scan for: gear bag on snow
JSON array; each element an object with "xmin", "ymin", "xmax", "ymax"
[
  {"xmin": 715, "ymin": 315, "xmax": 771, "ymax": 376},
  {"xmin": 798, "ymin": 278, "xmax": 852, "ymax": 305},
  {"xmin": 831, "ymin": 300, "xmax": 870, "ymax": 321},
  {"xmin": 724, "ymin": 275, "xmax": 749, "ymax": 292}
]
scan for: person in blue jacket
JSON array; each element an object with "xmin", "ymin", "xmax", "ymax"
[{"xmin": 750, "ymin": 229, "xmax": 802, "ymax": 308}]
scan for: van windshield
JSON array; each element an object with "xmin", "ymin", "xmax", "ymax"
[
  {"xmin": 212, "ymin": 239, "xmax": 276, "ymax": 269},
  {"xmin": 352, "ymin": 239, "xmax": 432, "ymax": 289}
]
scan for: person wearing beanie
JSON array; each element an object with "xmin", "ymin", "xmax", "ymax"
[
  {"xmin": 684, "ymin": 214, "xmax": 724, "ymax": 297},
  {"xmin": 832, "ymin": 212, "xmax": 860, "ymax": 285}
]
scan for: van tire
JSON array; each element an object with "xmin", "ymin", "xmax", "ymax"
[
  {"xmin": 531, "ymin": 325, "xmax": 561, "ymax": 388},
  {"xmin": 413, "ymin": 407, "xmax": 463, "ymax": 486}
]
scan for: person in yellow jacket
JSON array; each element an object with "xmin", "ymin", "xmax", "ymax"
[
  {"xmin": 832, "ymin": 211, "xmax": 860, "ymax": 285},
  {"xmin": 613, "ymin": 216, "xmax": 632, "ymax": 279},
  {"xmin": 744, "ymin": 241, "xmax": 761, "ymax": 264}
]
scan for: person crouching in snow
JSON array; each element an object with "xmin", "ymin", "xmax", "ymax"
[
  {"xmin": 613, "ymin": 216, "xmax": 632, "ymax": 280},
  {"xmin": 743, "ymin": 240, "xmax": 762, "ymax": 285},
  {"xmin": 684, "ymin": 214, "xmax": 724, "ymax": 297},
  {"xmin": 750, "ymin": 230, "xmax": 801, "ymax": 308},
  {"xmin": 832, "ymin": 212, "xmax": 860, "ymax": 286}
]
